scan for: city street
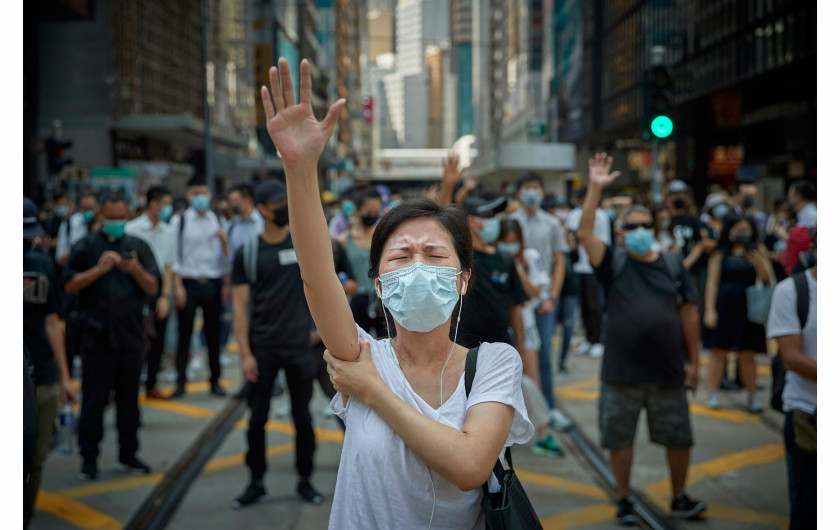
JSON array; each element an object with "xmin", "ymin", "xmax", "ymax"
[{"xmin": 31, "ymin": 338, "xmax": 789, "ymax": 530}]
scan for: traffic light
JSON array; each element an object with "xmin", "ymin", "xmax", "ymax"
[
  {"xmin": 46, "ymin": 137, "xmax": 74, "ymax": 175},
  {"xmin": 644, "ymin": 64, "xmax": 675, "ymax": 139}
]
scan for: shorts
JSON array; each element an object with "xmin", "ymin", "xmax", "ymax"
[{"xmin": 598, "ymin": 382, "xmax": 693, "ymax": 450}]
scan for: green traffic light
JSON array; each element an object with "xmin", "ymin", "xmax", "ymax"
[{"xmin": 651, "ymin": 116, "xmax": 673, "ymax": 138}]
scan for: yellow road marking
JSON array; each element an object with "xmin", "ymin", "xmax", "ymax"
[
  {"xmin": 58, "ymin": 474, "xmax": 164, "ymax": 499},
  {"xmin": 203, "ymin": 442, "xmax": 295, "ymax": 472},
  {"xmin": 233, "ymin": 419, "xmax": 346, "ymax": 444},
  {"xmin": 705, "ymin": 503, "xmax": 788, "ymax": 530},
  {"xmin": 139, "ymin": 397, "xmax": 216, "ymax": 418},
  {"xmin": 644, "ymin": 443, "xmax": 785, "ymax": 509},
  {"xmin": 555, "ymin": 378, "xmax": 598, "ymax": 401},
  {"xmin": 540, "ymin": 503, "xmax": 616, "ymax": 529},
  {"xmin": 515, "ymin": 469, "xmax": 608, "ymax": 500},
  {"xmin": 35, "ymin": 490, "xmax": 122, "ymax": 529},
  {"xmin": 688, "ymin": 404, "xmax": 761, "ymax": 423}
]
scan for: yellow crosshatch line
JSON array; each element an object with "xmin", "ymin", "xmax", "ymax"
[{"xmin": 46, "ymin": 374, "xmax": 786, "ymax": 529}]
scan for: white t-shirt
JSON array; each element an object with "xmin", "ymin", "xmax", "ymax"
[
  {"xmin": 766, "ymin": 270, "xmax": 817, "ymax": 414},
  {"xmin": 328, "ymin": 325, "xmax": 535, "ymax": 530},
  {"xmin": 521, "ymin": 247, "xmax": 550, "ymax": 329}
]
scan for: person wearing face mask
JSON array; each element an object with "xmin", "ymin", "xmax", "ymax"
[
  {"xmin": 509, "ymin": 173, "xmax": 572, "ymax": 430},
  {"xmin": 125, "ymin": 186, "xmax": 176, "ymax": 400},
  {"xmin": 668, "ymin": 184, "xmax": 708, "ymax": 273},
  {"xmin": 56, "ymin": 190, "xmax": 99, "ymax": 267},
  {"xmin": 170, "ymin": 176, "xmax": 230, "ymax": 398},
  {"xmin": 260, "ymin": 58, "xmax": 533, "ymax": 528},
  {"xmin": 46, "ymin": 192, "xmax": 71, "ymax": 261},
  {"xmin": 63, "ymin": 191, "xmax": 160, "ymax": 480},
  {"xmin": 578, "ymin": 153, "xmax": 706, "ymax": 524},
  {"xmin": 732, "ymin": 179, "xmax": 767, "ymax": 235},
  {"xmin": 230, "ymin": 180, "xmax": 324, "ymax": 507},
  {"xmin": 704, "ymin": 215, "xmax": 774, "ymax": 413},
  {"xmin": 338, "ymin": 187, "xmax": 388, "ymax": 337},
  {"xmin": 651, "ymin": 202, "xmax": 677, "ymax": 253}
]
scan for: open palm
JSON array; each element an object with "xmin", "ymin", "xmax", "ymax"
[
  {"xmin": 588, "ymin": 152, "xmax": 621, "ymax": 188},
  {"xmin": 260, "ymin": 58, "xmax": 345, "ymax": 166}
]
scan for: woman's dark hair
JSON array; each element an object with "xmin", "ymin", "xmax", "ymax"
[
  {"xmin": 498, "ymin": 218, "xmax": 524, "ymax": 248},
  {"xmin": 718, "ymin": 213, "xmax": 758, "ymax": 255},
  {"xmin": 367, "ymin": 198, "xmax": 473, "ymax": 287}
]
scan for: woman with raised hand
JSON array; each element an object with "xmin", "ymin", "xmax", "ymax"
[{"xmin": 260, "ymin": 58, "xmax": 533, "ymax": 529}]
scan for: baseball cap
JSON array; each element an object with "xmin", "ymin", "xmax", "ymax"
[
  {"xmin": 254, "ymin": 180, "xmax": 287, "ymax": 205},
  {"xmin": 462, "ymin": 194, "xmax": 507, "ymax": 217},
  {"xmin": 668, "ymin": 180, "xmax": 689, "ymax": 194},
  {"xmin": 24, "ymin": 197, "xmax": 44, "ymax": 239},
  {"xmin": 703, "ymin": 192, "xmax": 729, "ymax": 210}
]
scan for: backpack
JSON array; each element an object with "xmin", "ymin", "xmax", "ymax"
[
  {"xmin": 770, "ymin": 271, "xmax": 810, "ymax": 412},
  {"xmin": 611, "ymin": 247, "xmax": 685, "ymax": 305}
]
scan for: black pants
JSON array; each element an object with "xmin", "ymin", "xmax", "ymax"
[
  {"xmin": 349, "ymin": 293, "xmax": 388, "ymax": 339},
  {"xmin": 579, "ymin": 273, "xmax": 603, "ymax": 345},
  {"xmin": 176, "ymin": 279, "xmax": 222, "ymax": 386},
  {"xmin": 784, "ymin": 411, "xmax": 817, "ymax": 530},
  {"xmin": 311, "ymin": 340, "xmax": 346, "ymax": 431},
  {"xmin": 146, "ymin": 312, "xmax": 168, "ymax": 391},
  {"xmin": 78, "ymin": 341, "xmax": 143, "ymax": 461},
  {"xmin": 245, "ymin": 347, "xmax": 316, "ymax": 481}
]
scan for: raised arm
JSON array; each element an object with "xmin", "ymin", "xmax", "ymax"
[
  {"xmin": 578, "ymin": 153, "xmax": 621, "ymax": 268},
  {"xmin": 260, "ymin": 58, "xmax": 358, "ymax": 361}
]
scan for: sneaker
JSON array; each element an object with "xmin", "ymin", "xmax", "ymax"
[
  {"xmin": 297, "ymin": 479, "xmax": 325, "ymax": 505},
  {"xmin": 146, "ymin": 388, "xmax": 168, "ymax": 400},
  {"xmin": 220, "ymin": 353, "xmax": 232, "ymax": 367},
  {"xmin": 171, "ymin": 384, "xmax": 186, "ymax": 398},
  {"xmin": 274, "ymin": 396, "xmax": 291, "ymax": 418},
  {"xmin": 747, "ymin": 393, "xmax": 765, "ymax": 413},
  {"xmin": 532, "ymin": 434, "xmax": 565, "ymax": 458},
  {"xmin": 705, "ymin": 392, "xmax": 720, "ymax": 410},
  {"xmin": 670, "ymin": 493, "xmax": 707, "ymax": 519},
  {"xmin": 616, "ymin": 498, "xmax": 638, "ymax": 526},
  {"xmin": 232, "ymin": 482, "xmax": 267, "ymax": 509},
  {"xmin": 573, "ymin": 340, "xmax": 592, "ymax": 356},
  {"xmin": 116, "ymin": 455, "xmax": 151, "ymax": 475},
  {"xmin": 210, "ymin": 384, "xmax": 227, "ymax": 397},
  {"xmin": 549, "ymin": 409, "xmax": 574, "ymax": 432},
  {"xmin": 79, "ymin": 459, "xmax": 98, "ymax": 481},
  {"xmin": 589, "ymin": 343, "xmax": 605, "ymax": 358}
]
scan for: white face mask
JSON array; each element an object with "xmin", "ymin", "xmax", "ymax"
[{"xmin": 377, "ymin": 262, "xmax": 465, "ymax": 333}]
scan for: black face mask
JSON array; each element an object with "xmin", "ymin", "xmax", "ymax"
[
  {"xmin": 672, "ymin": 198, "xmax": 686, "ymax": 210},
  {"xmin": 361, "ymin": 215, "xmax": 379, "ymax": 227},
  {"xmin": 231, "ymin": 204, "xmax": 241, "ymax": 216},
  {"xmin": 732, "ymin": 233, "xmax": 752, "ymax": 246},
  {"xmin": 742, "ymin": 197, "xmax": 755, "ymax": 209},
  {"xmin": 272, "ymin": 206, "xmax": 290, "ymax": 226}
]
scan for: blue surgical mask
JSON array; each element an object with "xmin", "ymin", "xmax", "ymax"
[
  {"xmin": 191, "ymin": 195, "xmax": 210, "ymax": 212},
  {"xmin": 497, "ymin": 242, "xmax": 521, "ymax": 255},
  {"xmin": 520, "ymin": 189, "xmax": 543, "ymax": 208},
  {"xmin": 378, "ymin": 262, "xmax": 463, "ymax": 333},
  {"xmin": 160, "ymin": 204, "xmax": 173, "ymax": 222},
  {"xmin": 478, "ymin": 216, "xmax": 501, "ymax": 244},
  {"xmin": 82, "ymin": 210, "xmax": 95, "ymax": 222},
  {"xmin": 624, "ymin": 228, "xmax": 654, "ymax": 255},
  {"xmin": 713, "ymin": 204, "xmax": 729, "ymax": 218},
  {"xmin": 103, "ymin": 220, "xmax": 126, "ymax": 239},
  {"xmin": 54, "ymin": 205, "xmax": 68, "ymax": 217},
  {"xmin": 342, "ymin": 200, "xmax": 355, "ymax": 214},
  {"xmin": 389, "ymin": 200, "xmax": 401, "ymax": 209}
]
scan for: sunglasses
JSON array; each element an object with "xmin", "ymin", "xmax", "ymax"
[{"xmin": 622, "ymin": 222, "xmax": 655, "ymax": 231}]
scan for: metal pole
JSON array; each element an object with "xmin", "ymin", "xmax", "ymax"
[
  {"xmin": 651, "ymin": 140, "xmax": 662, "ymax": 204},
  {"xmin": 201, "ymin": 1, "xmax": 215, "ymax": 194}
]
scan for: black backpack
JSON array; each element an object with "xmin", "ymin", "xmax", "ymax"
[{"xmin": 770, "ymin": 271, "xmax": 810, "ymax": 412}]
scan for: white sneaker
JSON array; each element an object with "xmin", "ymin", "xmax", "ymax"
[
  {"xmin": 706, "ymin": 392, "xmax": 720, "ymax": 409},
  {"xmin": 549, "ymin": 409, "xmax": 574, "ymax": 432},
  {"xmin": 747, "ymin": 393, "xmax": 765, "ymax": 413},
  {"xmin": 588, "ymin": 343, "xmax": 605, "ymax": 358},
  {"xmin": 189, "ymin": 356, "xmax": 205, "ymax": 372},
  {"xmin": 573, "ymin": 340, "xmax": 592, "ymax": 356},
  {"xmin": 274, "ymin": 396, "xmax": 291, "ymax": 418},
  {"xmin": 220, "ymin": 353, "xmax": 232, "ymax": 367}
]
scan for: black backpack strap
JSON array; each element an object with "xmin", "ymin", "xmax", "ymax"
[
  {"xmin": 793, "ymin": 271, "xmax": 810, "ymax": 330},
  {"xmin": 177, "ymin": 212, "xmax": 186, "ymax": 262},
  {"xmin": 464, "ymin": 346, "xmax": 480, "ymax": 398}
]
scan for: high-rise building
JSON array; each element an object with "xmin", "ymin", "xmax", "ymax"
[
  {"xmin": 335, "ymin": 0, "xmax": 366, "ymax": 162},
  {"xmin": 451, "ymin": 0, "xmax": 473, "ymax": 137}
]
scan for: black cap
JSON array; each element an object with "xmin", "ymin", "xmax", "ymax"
[
  {"xmin": 462, "ymin": 195, "xmax": 507, "ymax": 217},
  {"xmin": 24, "ymin": 197, "xmax": 44, "ymax": 239},
  {"xmin": 254, "ymin": 180, "xmax": 287, "ymax": 205}
]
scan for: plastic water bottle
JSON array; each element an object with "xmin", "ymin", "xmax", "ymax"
[{"xmin": 58, "ymin": 401, "xmax": 75, "ymax": 456}]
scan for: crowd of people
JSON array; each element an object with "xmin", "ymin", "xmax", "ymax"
[{"xmin": 23, "ymin": 57, "xmax": 816, "ymax": 529}]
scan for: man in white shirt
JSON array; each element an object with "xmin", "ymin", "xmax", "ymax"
[
  {"xmin": 126, "ymin": 186, "xmax": 175, "ymax": 400},
  {"xmin": 787, "ymin": 180, "xmax": 816, "ymax": 229},
  {"xmin": 766, "ymin": 229, "xmax": 816, "ymax": 530},
  {"xmin": 170, "ymin": 178, "xmax": 230, "ymax": 397},
  {"xmin": 565, "ymin": 187, "xmax": 612, "ymax": 358},
  {"xmin": 56, "ymin": 190, "xmax": 98, "ymax": 267}
]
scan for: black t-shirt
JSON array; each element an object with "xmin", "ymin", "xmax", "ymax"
[
  {"xmin": 594, "ymin": 246, "xmax": 699, "ymax": 387},
  {"xmin": 24, "ymin": 246, "xmax": 61, "ymax": 385},
  {"xmin": 62, "ymin": 232, "xmax": 160, "ymax": 352},
  {"xmin": 453, "ymin": 249, "xmax": 529, "ymax": 348},
  {"xmin": 671, "ymin": 214, "xmax": 704, "ymax": 264},
  {"xmin": 232, "ymin": 235, "xmax": 311, "ymax": 354}
]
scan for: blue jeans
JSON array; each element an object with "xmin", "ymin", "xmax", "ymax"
[
  {"xmin": 534, "ymin": 304, "xmax": 559, "ymax": 409},
  {"xmin": 784, "ymin": 411, "xmax": 816, "ymax": 530},
  {"xmin": 557, "ymin": 295, "xmax": 579, "ymax": 370}
]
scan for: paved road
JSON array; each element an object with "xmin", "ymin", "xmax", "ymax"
[{"xmin": 31, "ymin": 338, "xmax": 790, "ymax": 530}]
